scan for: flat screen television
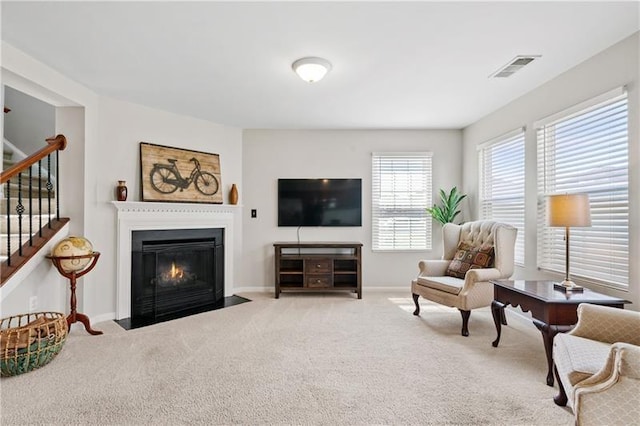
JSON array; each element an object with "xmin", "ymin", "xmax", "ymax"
[{"xmin": 278, "ymin": 178, "xmax": 362, "ymax": 227}]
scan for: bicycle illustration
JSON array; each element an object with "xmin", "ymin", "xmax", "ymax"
[{"xmin": 149, "ymin": 157, "xmax": 219, "ymax": 196}]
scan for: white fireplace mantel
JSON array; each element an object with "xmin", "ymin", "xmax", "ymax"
[{"xmin": 112, "ymin": 201, "xmax": 239, "ymax": 319}]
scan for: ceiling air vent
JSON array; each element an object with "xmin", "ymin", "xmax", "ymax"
[{"xmin": 490, "ymin": 55, "xmax": 541, "ymax": 78}]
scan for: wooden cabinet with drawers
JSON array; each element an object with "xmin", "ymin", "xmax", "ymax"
[{"xmin": 274, "ymin": 242, "xmax": 362, "ymax": 299}]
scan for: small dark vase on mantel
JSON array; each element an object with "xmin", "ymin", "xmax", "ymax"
[{"xmin": 116, "ymin": 180, "xmax": 128, "ymax": 202}]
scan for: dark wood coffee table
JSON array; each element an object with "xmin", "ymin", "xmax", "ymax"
[{"xmin": 490, "ymin": 280, "xmax": 629, "ymax": 386}]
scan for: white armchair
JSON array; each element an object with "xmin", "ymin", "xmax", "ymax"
[
  {"xmin": 553, "ymin": 303, "xmax": 640, "ymax": 425},
  {"xmin": 411, "ymin": 220, "xmax": 517, "ymax": 336}
]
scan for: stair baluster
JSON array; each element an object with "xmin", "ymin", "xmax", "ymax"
[
  {"xmin": 38, "ymin": 159, "xmax": 43, "ymax": 238},
  {"xmin": 1, "ymin": 134, "xmax": 68, "ymax": 285},
  {"xmin": 28, "ymin": 167, "xmax": 33, "ymax": 247},
  {"xmin": 5, "ymin": 181, "xmax": 10, "ymax": 267},
  {"xmin": 56, "ymin": 150, "xmax": 60, "ymax": 221},
  {"xmin": 16, "ymin": 173, "xmax": 24, "ymax": 257},
  {"xmin": 47, "ymin": 154, "xmax": 52, "ymax": 229}
]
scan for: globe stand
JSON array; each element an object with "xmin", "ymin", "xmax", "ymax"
[{"xmin": 46, "ymin": 252, "xmax": 103, "ymax": 335}]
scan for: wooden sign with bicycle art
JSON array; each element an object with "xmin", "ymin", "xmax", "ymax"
[{"xmin": 140, "ymin": 142, "xmax": 223, "ymax": 204}]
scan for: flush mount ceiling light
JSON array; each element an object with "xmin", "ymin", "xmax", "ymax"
[{"xmin": 292, "ymin": 57, "xmax": 332, "ymax": 83}]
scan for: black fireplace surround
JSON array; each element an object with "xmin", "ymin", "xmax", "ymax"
[{"xmin": 130, "ymin": 228, "xmax": 224, "ymax": 326}]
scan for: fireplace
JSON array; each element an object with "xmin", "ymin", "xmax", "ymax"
[
  {"xmin": 113, "ymin": 202, "xmax": 238, "ymax": 321},
  {"xmin": 131, "ymin": 228, "xmax": 224, "ymax": 324}
]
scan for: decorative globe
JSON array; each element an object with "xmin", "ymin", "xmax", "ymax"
[{"xmin": 51, "ymin": 236, "xmax": 94, "ymax": 273}]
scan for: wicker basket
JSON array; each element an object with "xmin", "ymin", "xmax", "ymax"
[{"xmin": 0, "ymin": 312, "xmax": 68, "ymax": 377}]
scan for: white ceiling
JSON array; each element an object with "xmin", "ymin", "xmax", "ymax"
[{"xmin": 2, "ymin": 1, "xmax": 638, "ymax": 129}]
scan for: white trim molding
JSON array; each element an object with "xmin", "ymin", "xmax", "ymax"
[
  {"xmin": 112, "ymin": 201, "xmax": 239, "ymax": 320},
  {"xmin": 533, "ymin": 86, "xmax": 626, "ymax": 129}
]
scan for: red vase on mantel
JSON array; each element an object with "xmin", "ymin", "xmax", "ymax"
[{"xmin": 116, "ymin": 180, "xmax": 128, "ymax": 202}]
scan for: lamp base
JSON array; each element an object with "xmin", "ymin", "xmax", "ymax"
[{"xmin": 554, "ymin": 281, "xmax": 584, "ymax": 292}]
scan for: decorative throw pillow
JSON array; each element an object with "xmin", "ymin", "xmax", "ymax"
[{"xmin": 445, "ymin": 242, "xmax": 495, "ymax": 279}]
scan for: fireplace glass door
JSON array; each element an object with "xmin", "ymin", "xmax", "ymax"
[{"xmin": 131, "ymin": 228, "xmax": 223, "ymax": 323}]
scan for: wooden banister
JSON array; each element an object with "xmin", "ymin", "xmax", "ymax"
[
  {"xmin": 1, "ymin": 135, "xmax": 67, "ymax": 184},
  {"xmin": 1, "ymin": 134, "xmax": 69, "ymax": 286}
]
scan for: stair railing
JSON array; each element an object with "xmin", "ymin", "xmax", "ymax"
[{"xmin": 1, "ymin": 135, "xmax": 69, "ymax": 284}]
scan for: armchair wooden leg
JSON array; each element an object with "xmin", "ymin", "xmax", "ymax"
[
  {"xmin": 459, "ymin": 309, "xmax": 471, "ymax": 336},
  {"xmin": 412, "ymin": 293, "xmax": 420, "ymax": 316},
  {"xmin": 553, "ymin": 364, "xmax": 568, "ymax": 406}
]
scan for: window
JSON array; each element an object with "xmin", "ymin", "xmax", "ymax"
[
  {"xmin": 479, "ymin": 128, "xmax": 525, "ymax": 265},
  {"xmin": 371, "ymin": 152, "xmax": 432, "ymax": 251},
  {"xmin": 536, "ymin": 88, "xmax": 629, "ymax": 288}
]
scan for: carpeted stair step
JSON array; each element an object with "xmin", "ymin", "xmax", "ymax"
[
  {"xmin": 5, "ymin": 181, "xmax": 55, "ymax": 199},
  {"xmin": 4, "ymin": 173, "xmax": 52, "ymax": 188},
  {"xmin": 2, "ymin": 146, "xmax": 55, "ymax": 196},
  {"xmin": 0, "ymin": 233, "xmax": 35, "ymax": 256},
  {"xmin": 0, "ymin": 198, "xmax": 55, "ymax": 215},
  {"xmin": 3, "ymin": 147, "xmax": 14, "ymax": 169},
  {"xmin": 0, "ymin": 214, "xmax": 52, "ymax": 233},
  {"xmin": 3, "ymin": 146, "xmax": 14, "ymax": 161}
]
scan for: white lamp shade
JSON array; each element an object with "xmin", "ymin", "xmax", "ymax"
[
  {"xmin": 546, "ymin": 193, "xmax": 591, "ymax": 227},
  {"xmin": 292, "ymin": 57, "xmax": 332, "ymax": 83}
]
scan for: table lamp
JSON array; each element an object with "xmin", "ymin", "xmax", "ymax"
[{"xmin": 546, "ymin": 193, "xmax": 591, "ymax": 290}]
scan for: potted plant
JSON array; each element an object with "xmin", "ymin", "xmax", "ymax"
[{"xmin": 426, "ymin": 186, "xmax": 467, "ymax": 225}]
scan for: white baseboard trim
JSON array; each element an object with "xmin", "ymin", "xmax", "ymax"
[
  {"xmin": 83, "ymin": 294, "xmax": 527, "ymax": 328},
  {"xmin": 91, "ymin": 312, "xmax": 116, "ymax": 325},
  {"xmin": 362, "ymin": 287, "xmax": 411, "ymax": 292},
  {"xmin": 83, "ymin": 288, "xmax": 415, "ymax": 323},
  {"xmin": 232, "ymin": 286, "xmax": 272, "ymax": 294},
  {"xmin": 233, "ymin": 286, "xmax": 410, "ymax": 294}
]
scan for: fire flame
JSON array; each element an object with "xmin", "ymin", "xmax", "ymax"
[
  {"xmin": 155, "ymin": 261, "xmax": 195, "ymax": 287},
  {"xmin": 170, "ymin": 262, "xmax": 184, "ymax": 279}
]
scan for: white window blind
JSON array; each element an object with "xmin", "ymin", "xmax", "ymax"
[
  {"xmin": 372, "ymin": 152, "xmax": 432, "ymax": 251},
  {"xmin": 537, "ymin": 90, "xmax": 629, "ymax": 288},
  {"xmin": 479, "ymin": 129, "xmax": 525, "ymax": 265}
]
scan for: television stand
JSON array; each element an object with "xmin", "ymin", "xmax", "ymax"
[{"xmin": 274, "ymin": 242, "xmax": 362, "ymax": 299}]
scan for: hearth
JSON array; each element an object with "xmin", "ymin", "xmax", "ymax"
[{"xmin": 130, "ymin": 228, "xmax": 224, "ymax": 325}]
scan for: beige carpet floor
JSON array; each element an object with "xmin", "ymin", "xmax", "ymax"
[{"xmin": 1, "ymin": 292, "xmax": 573, "ymax": 425}]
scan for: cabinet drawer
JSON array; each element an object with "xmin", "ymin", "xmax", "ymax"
[
  {"xmin": 305, "ymin": 259, "xmax": 332, "ymax": 274},
  {"xmin": 306, "ymin": 274, "xmax": 333, "ymax": 288}
]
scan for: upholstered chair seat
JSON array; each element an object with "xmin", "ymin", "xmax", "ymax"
[
  {"xmin": 411, "ymin": 220, "xmax": 517, "ymax": 336},
  {"xmin": 553, "ymin": 303, "xmax": 640, "ymax": 425}
]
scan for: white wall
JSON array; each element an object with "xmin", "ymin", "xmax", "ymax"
[
  {"xmin": 0, "ymin": 228, "xmax": 70, "ymax": 318},
  {"xmin": 56, "ymin": 107, "xmax": 85, "ymax": 236},
  {"xmin": 1, "ymin": 42, "xmax": 244, "ymax": 323},
  {"xmin": 86, "ymin": 97, "xmax": 243, "ymax": 320},
  {"xmin": 4, "ymin": 86, "xmax": 55, "ymax": 156},
  {"xmin": 1, "ymin": 43, "xmax": 98, "ymax": 319},
  {"xmin": 241, "ymin": 129, "xmax": 462, "ymax": 292},
  {"xmin": 462, "ymin": 32, "xmax": 639, "ymax": 308},
  {"xmin": 4, "ymin": 28, "xmax": 637, "ymax": 320}
]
